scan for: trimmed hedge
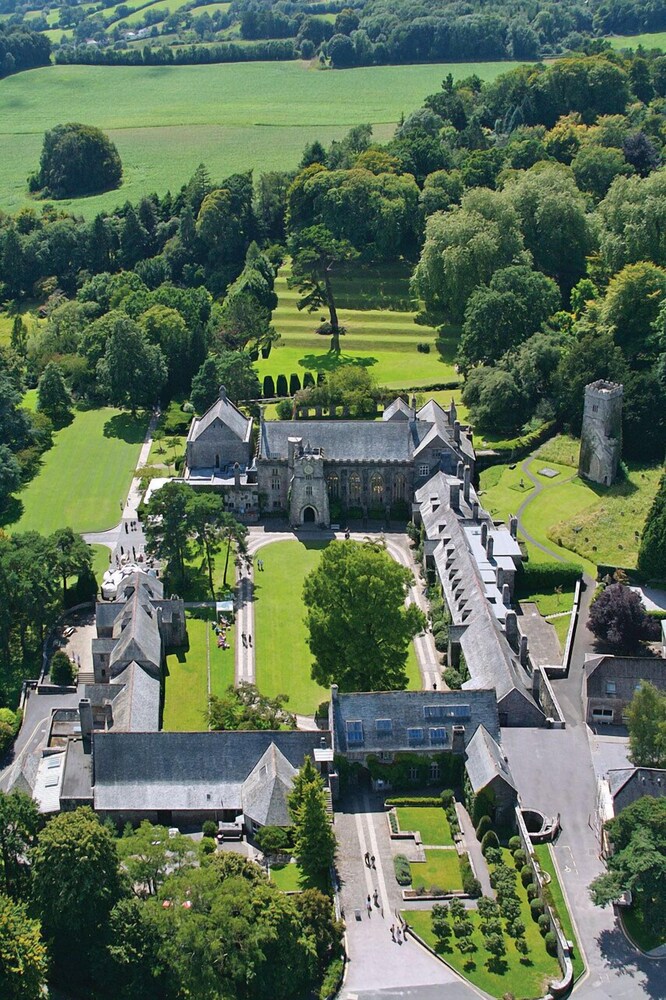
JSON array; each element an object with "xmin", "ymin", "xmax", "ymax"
[
  {"xmin": 385, "ymin": 796, "xmax": 443, "ymax": 807},
  {"xmin": 460, "ymin": 856, "xmax": 481, "ymax": 898},
  {"xmin": 516, "ymin": 561, "xmax": 582, "ymax": 594},
  {"xmin": 475, "ymin": 815, "xmax": 492, "ymax": 839},
  {"xmin": 394, "ymin": 854, "xmax": 411, "ymax": 886}
]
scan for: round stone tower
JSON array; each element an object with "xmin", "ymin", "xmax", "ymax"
[{"xmin": 578, "ymin": 380, "xmax": 623, "ymax": 486}]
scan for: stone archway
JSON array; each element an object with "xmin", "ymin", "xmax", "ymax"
[{"xmin": 302, "ymin": 506, "xmax": 316, "ymax": 523}]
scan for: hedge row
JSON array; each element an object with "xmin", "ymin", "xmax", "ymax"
[
  {"xmin": 516, "ymin": 561, "xmax": 582, "ymax": 594},
  {"xmin": 385, "ymin": 796, "xmax": 442, "ymax": 807}
]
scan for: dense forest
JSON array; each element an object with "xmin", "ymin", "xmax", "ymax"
[{"xmin": 4, "ymin": 0, "xmax": 666, "ymax": 69}]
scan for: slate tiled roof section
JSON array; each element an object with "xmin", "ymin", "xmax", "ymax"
[
  {"xmin": 260, "ymin": 420, "xmax": 427, "ymax": 463},
  {"xmin": 607, "ymin": 767, "xmax": 666, "ymax": 814},
  {"xmin": 585, "ymin": 655, "xmax": 666, "ymax": 700},
  {"xmin": 241, "ymin": 743, "xmax": 298, "ymax": 827},
  {"xmin": 383, "ymin": 397, "xmax": 412, "ymax": 421},
  {"xmin": 92, "ymin": 731, "xmax": 331, "ymax": 812},
  {"xmin": 331, "ymin": 689, "xmax": 500, "ymax": 753},
  {"xmin": 110, "ymin": 592, "xmax": 162, "ymax": 679},
  {"xmin": 465, "ymin": 725, "xmax": 516, "ymax": 794},
  {"xmin": 112, "ymin": 662, "xmax": 161, "ymax": 733},
  {"xmin": 187, "ymin": 389, "xmax": 252, "ymax": 444}
]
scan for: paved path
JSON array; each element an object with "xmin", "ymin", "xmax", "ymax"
[
  {"xmin": 514, "ymin": 458, "xmax": 577, "ymax": 563},
  {"xmin": 456, "ymin": 803, "xmax": 492, "ymax": 899},
  {"xmin": 233, "ymin": 528, "xmax": 440, "ymax": 704},
  {"xmin": 335, "ymin": 793, "xmax": 486, "ymax": 1000}
]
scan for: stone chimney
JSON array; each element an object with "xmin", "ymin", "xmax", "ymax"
[
  {"xmin": 519, "ymin": 634, "xmax": 529, "ymax": 667},
  {"xmin": 502, "ymin": 583, "xmax": 511, "ymax": 607},
  {"xmin": 456, "ymin": 460, "xmax": 464, "ymax": 480},
  {"xmin": 450, "ymin": 398, "xmax": 457, "ymax": 426},
  {"xmin": 486, "ymin": 535, "xmax": 494, "ymax": 561},
  {"xmin": 233, "ymin": 462, "xmax": 241, "ymax": 487},
  {"xmin": 79, "ymin": 698, "xmax": 93, "ymax": 739},
  {"xmin": 219, "ymin": 384, "xmax": 227, "ymax": 401},
  {"xmin": 496, "ymin": 566, "xmax": 504, "ymax": 590},
  {"xmin": 287, "ymin": 436, "xmax": 302, "ymax": 469},
  {"xmin": 505, "ymin": 610, "xmax": 518, "ymax": 644},
  {"xmin": 411, "ymin": 394, "xmax": 417, "ymax": 420},
  {"xmin": 454, "ymin": 420, "xmax": 461, "ymax": 445},
  {"xmin": 472, "ymin": 501, "xmax": 479, "ymax": 521},
  {"xmin": 463, "ymin": 465, "xmax": 471, "ymax": 502},
  {"xmin": 449, "ymin": 482, "xmax": 460, "ymax": 509},
  {"xmin": 480, "ymin": 522, "xmax": 488, "ymax": 547},
  {"xmin": 452, "ymin": 725, "xmax": 465, "ymax": 754}
]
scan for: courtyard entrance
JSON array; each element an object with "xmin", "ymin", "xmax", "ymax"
[{"xmin": 303, "ymin": 506, "xmax": 316, "ymax": 523}]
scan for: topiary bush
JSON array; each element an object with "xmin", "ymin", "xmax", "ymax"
[
  {"xmin": 475, "ymin": 815, "xmax": 492, "ymax": 839},
  {"xmin": 276, "ymin": 374, "xmax": 288, "ymax": 396},
  {"xmin": 508, "ymin": 836, "xmax": 522, "ymax": 852},
  {"xmin": 530, "ymin": 898, "xmax": 544, "ymax": 920},
  {"xmin": 202, "ymin": 820, "xmax": 217, "ymax": 839},
  {"xmin": 538, "ymin": 913, "xmax": 551, "ymax": 934},
  {"xmin": 460, "ymin": 857, "xmax": 481, "ymax": 898},
  {"xmin": 544, "ymin": 930, "xmax": 559, "ymax": 956},
  {"xmin": 520, "ymin": 864, "xmax": 534, "ymax": 887},
  {"xmin": 485, "ymin": 846, "xmax": 503, "ymax": 866},
  {"xmin": 50, "ymin": 650, "xmax": 76, "ymax": 686},
  {"xmin": 394, "ymin": 854, "xmax": 411, "ymax": 886},
  {"xmin": 513, "ymin": 848, "xmax": 527, "ymax": 868},
  {"xmin": 440, "ymin": 789, "xmax": 455, "ymax": 808},
  {"xmin": 481, "ymin": 830, "xmax": 500, "ymax": 856},
  {"xmin": 527, "ymin": 883, "xmax": 539, "ymax": 901}
]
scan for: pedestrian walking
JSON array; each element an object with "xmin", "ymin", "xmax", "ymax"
[
  {"xmin": 120, "ymin": 546, "xmax": 124, "ymax": 555},
  {"xmin": 396, "ymin": 928, "xmax": 402, "ymax": 945},
  {"xmin": 370, "ymin": 855, "xmax": 376, "ymax": 869},
  {"xmin": 248, "ymin": 634, "xmax": 252, "ymax": 646},
  {"xmin": 366, "ymin": 896, "xmax": 372, "ymax": 917},
  {"xmin": 364, "ymin": 851, "xmax": 370, "ymax": 867},
  {"xmin": 373, "ymin": 889, "xmax": 379, "ymax": 907},
  {"xmin": 390, "ymin": 924, "xmax": 395, "ymax": 941},
  {"xmin": 433, "ymin": 681, "xmax": 437, "ymax": 690},
  {"xmin": 241, "ymin": 632, "xmax": 247, "ymax": 647},
  {"xmin": 125, "ymin": 522, "xmax": 128, "ymax": 534},
  {"xmin": 132, "ymin": 547, "xmax": 136, "ymax": 559}
]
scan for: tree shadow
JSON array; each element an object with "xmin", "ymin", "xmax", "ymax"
[
  {"xmin": 103, "ymin": 412, "xmax": 148, "ymax": 444},
  {"xmin": 486, "ymin": 956, "xmax": 508, "ymax": 974},
  {"xmin": 334, "ymin": 261, "xmax": 415, "ymax": 312},
  {"xmin": 297, "ymin": 352, "xmax": 378, "ymax": 373}
]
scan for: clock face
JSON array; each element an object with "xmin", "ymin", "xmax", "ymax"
[{"xmin": 303, "ymin": 463, "xmax": 314, "ymax": 475}]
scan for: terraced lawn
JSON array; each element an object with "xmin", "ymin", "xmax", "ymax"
[
  {"xmin": 257, "ymin": 262, "xmax": 460, "ymax": 391},
  {"xmin": 409, "ymin": 849, "xmax": 462, "ymax": 891},
  {"xmin": 163, "ymin": 612, "xmax": 235, "ymax": 730},
  {"xmin": 396, "ymin": 806, "xmax": 454, "ymax": 846}
]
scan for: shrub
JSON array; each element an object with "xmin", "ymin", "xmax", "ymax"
[
  {"xmin": 530, "ymin": 898, "xmax": 544, "ymax": 920},
  {"xmin": 444, "ymin": 667, "xmax": 463, "ymax": 689},
  {"xmin": 500, "ymin": 897, "xmax": 522, "ymax": 922},
  {"xmin": 448, "ymin": 898, "xmax": 466, "ymax": 920},
  {"xmin": 481, "ymin": 830, "xmax": 500, "ymax": 856},
  {"xmin": 507, "ymin": 919, "xmax": 526, "ymax": 939},
  {"xmin": 385, "ymin": 797, "xmax": 443, "ymax": 807},
  {"xmin": 460, "ymin": 857, "xmax": 481, "ymax": 898},
  {"xmin": 440, "ymin": 789, "xmax": 455, "ymax": 808},
  {"xmin": 544, "ymin": 931, "xmax": 558, "ymax": 955},
  {"xmin": 538, "ymin": 913, "xmax": 551, "ymax": 934},
  {"xmin": 202, "ymin": 820, "xmax": 217, "ymax": 839},
  {"xmin": 394, "ymin": 854, "xmax": 411, "ymax": 886},
  {"xmin": 276, "ymin": 399, "xmax": 293, "ymax": 419},
  {"xmin": 434, "ymin": 632, "xmax": 448, "ymax": 652},
  {"xmin": 276, "ymin": 374, "xmax": 288, "ymax": 396},
  {"xmin": 513, "ymin": 849, "xmax": 527, "ymax": 868},
  {"xmin": 263, "ymin": 375, "xmax": 275, "ymax": 398},
  {"xmin": 526, "ymin": 883, "xmax": 539, "ymax": 901},
  {"xmin": 200, "ymin": 837, "xmax": 216, "ymax": 855},
  {"xmin": 289, "ymin": 373, "xmax": 301, "ymax": 395},
  {"xmin": 516, "ymin": 561, "xmax": 581, "ymax": 595},
  {"xmin": 303, "ymin": 372, "xmax": 315, "ymax": 390},
  {"xmin": 485, "ymin": 847, "xmax": 503, "ymax": 866},
  {"xmin": 319, "ymin": 956, "xmax": 344, "ymax": 1000},
  {"xmin": 255, "ymin": 825, "xmax": 290, "ymax": 856},
  {"xmin": 50, "ymin": 650, "xmax": 76, "ymax": 686},
  {"xmin": 520, "ymin": 865, "xmax": 534, "ymax": 887},
  {"xmin": 508, "ymin": 836, "xmax": 522, "ymax": 852},
  {"xmin": 475, "ymin": 816, "xmax": 492, "ymax": 839}
]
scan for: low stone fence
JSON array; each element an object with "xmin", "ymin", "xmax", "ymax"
[
  {"xmin": 515, "ymin": 807, "xmax": 574, "ymax": 998},
  {"xmin": 546, "ymin": 578, "xmax": 583, "ymax": 680},
  {"xmin": 534, "ymin": 666, "xmax": 566, "ymax": 728}
]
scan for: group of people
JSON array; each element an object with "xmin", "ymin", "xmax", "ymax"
[
  {"xmin": 212, "ymin": 617, "xmax": 232, "ymax": 651},
  {"xmin": 361, "ymin": 851, "xmax": 405, "ymax": 943}
]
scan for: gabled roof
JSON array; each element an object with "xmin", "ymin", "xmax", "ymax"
[
  {"xmin": 465, "ymin": 725, "xmax": 517, "ymax": 794},
  {"xmin": 383, "ymin": 397, "xmax": 412, "ymax": 421},
  {"xmin": 241, "ymin": 743, "xmax": 298, "ymax": 827},
  {"xmin": 607, "ymin": 767, "xmax": 666, "ymax": 814},
  {"xmin": 112, "ymin": 662, "xmax": 161, "ymax": 733},
  {"xmin": 110, "ymin": 598, "xmax": 162, "ymax": 678},
  {"xmin": 585, "ymin": 655, "xmax": 666, "ymax": 699},
  {"xmin": 187, "ymin": 388, "xmax": 252, "ymax": 444},
  {"xmin": 259, "ymin": 419, "xmax": 425, "ymax": 463}
]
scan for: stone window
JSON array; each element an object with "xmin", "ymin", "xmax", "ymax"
[
  {"xmin": 370, "ymin": 473, "xmax": 384, "ymax": 502},
  {"xmin": 271, "ymin": 478, "xmax": 280, "ymax": 491},
  {"xmin": 606, "ymin": 681, "xmax": 617, "ymax": 695},
  {"xmin": 272, "ymin": 467, "xmax": 279, "ymax": 475},
  {"xmin": 349, "ymin": 472, "xmax": 361, "ymax": 502},
  {"xmin": 306, "ymin": 485, "xmax": 313, "ymax": 496},
  {"xmin": 409, "ymin": 766, "xmax": 419, "ymax": 781},
  {"xmin": 327, "ymin": 473, "xmax": 339, "ymax": 499},
  {"xmin": 433, "ymin": 449, "xmax": 442, "ymax": 459},
  {"xmin": 429, "ymin": 762, "xmax": 440, "ymax": 781},
  {"xmin": 393, "ymin": 474, "xmax": 406, "ymax": 501},
  {"xmin": 593, "ymin": 405, "xmax": 598, "ymax": 413},
  {"xmin": 418, "ymin": 464, "xmax": 430, "ymax": 477}
]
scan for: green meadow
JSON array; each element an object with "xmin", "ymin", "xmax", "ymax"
[
  {"xmin": 0, "ymin": 60, "xmax": 523, "ymax": 216},
  {"xmin": 258, "ymin": 261, "xmax": 459, "ymax": 391},
  {"xmin": 607, "ymin": 31, "xmax": 666, "ymax": 50}
]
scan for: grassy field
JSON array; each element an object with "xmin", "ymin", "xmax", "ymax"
[
  {"xmin": 534, "ymin": 845, "xmax": 585, "ymax": 980},
  {"xmin": 270, "ymin": 860, "xmax": 329, "ymax": 892},
  {"xmin": 396, "ymin": 806, "xmax": 454, "ymax": 846},
  {"xmin": 259, "ymin": 262, "xmax": 459, "ymax": 391},
  {"xmin": 254, "ymin": 539, "xmax": 421, "ymax": 716},
  {"xmin": 607, "ymin": 31, "xmax": 666, "ymax": 50},
  {"xmin": 405, "ymin": 847, "xmax": 561, "ymax": 999},
  {"xmin": 0, "ymin": 60, "xmax": 523, "ymax": 216},
  {"xmin": 163, "ymin": 612, "xmax": 235, "ymax": 730},
  {"xmin": 5, "ymin": 406, "xmax": 146, "ymax": 535},
  {"xmin": 409, "ymin": 849, "xmax": 462, "ymax": 891}
]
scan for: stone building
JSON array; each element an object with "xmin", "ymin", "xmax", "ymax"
[
  {"xmin": 584, "ymin": 653, "xmax": 666, "ymax": 727},
  {"xmin": 578, "ymin": 380, "xmax": 623, "ymax": 486}
]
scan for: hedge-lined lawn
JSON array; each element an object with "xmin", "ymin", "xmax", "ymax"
[
  {"xmin": 270, "ymin": 861, "xmax": 329, "ymax": 893},
  {"xmin": 254, "ymin": 539, "xmax": 422, "ymax": 716},
  {"xmin": 534, "ymin": 845, "xmax": 584, "ymax": 980},
  {"xmin": 8, "ymin": 406, "xmax": 147, "ymax": 535},
  {"xmin": 257, "ymin": 263, "xmax": 459, "ymax": 391},
  {"xmin": 478, "ymin": 463, "xmax": 535, "ymax": 524},
  {"xmin": 410, "ymin": 850, "xmax": 462, "ymax": 891},
  {"xmin": 396, "ymin": 806, "xmax": 454, "ymax": 846},
  {"xmin": 163, "ymin": 613, "xmax": 235, "ymax": 730}
]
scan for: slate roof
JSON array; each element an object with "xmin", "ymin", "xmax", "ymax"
[
  {"xmin": 92, "ymin": 731, "xmax": 330, "ymax": 812},
  {"xmin": 608, "ymin": 767, "xmax": 666, "ymax": 814},
  {"xmin": 586, "ymin": 655, "xmax": 666, "ymax": 699},
  {"xmin": 382, "ymin": 397, "xmax": 412, "ymax": 421},
  {"xmin": 241, "ymin": 743, "xmax": 298, "ymax": 827},
  {"xmin": 112, "ymin": 662, "xmax": 161, "ymax": 732},
  {"xmin": 332, "ymin": 689, "xmax": 500, "ymax": 753},
  {"xmin": 187, "ymin": 389, "xmax": 252, "ymax": 444},
  {"xmin": 110, "ymin": 596, "xmax": 162, "ymax": 678},
  {"xmin": 465, "ymin": 725, "xmax": 517, "ymax": 794},
  {"xmin": 259, "ymin": 420, "xmax": 427, "ymax": 463}
]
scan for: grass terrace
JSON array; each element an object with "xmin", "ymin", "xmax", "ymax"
[
  {"xmin": 409, "ymin": 849, "xmax": 463, "ymax": 892},
  {"xmin": 270, "ymin": 860, "xmax": 330, "ymax": 893},
  {"xmin": 163, "ymin": 611, "xmax": 235, "ymax": 731},
  {"xmin": 396, "ymin": 806, "xmax": 454, "ymax": 846}
]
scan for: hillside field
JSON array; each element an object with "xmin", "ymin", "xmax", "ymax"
[
  {"xmin": 0, "ymin": 59, "xmax": 522, "ymax": 216},
  {"xmin": 607, "ymin": 31, "xmax": 666, "ymax": 50}
]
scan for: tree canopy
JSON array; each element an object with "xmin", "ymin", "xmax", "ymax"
[
  {"xmin": 32, "ymin": 123, "xmax": 122, "ymax": 199},
  {"xmin": 302, "ymin": 539, "xmax": 425, "ymax": 690},
  {"xmin": 627, "ymin": 681, "xmax": 666, "ymax": 769}
]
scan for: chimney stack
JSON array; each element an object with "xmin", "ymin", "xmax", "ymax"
[
  {"xmin": 463, "ymin": 465, "xmax": 471, "ymax": 502},
  {"xmin": 502, "ymin": 583, "xmax": 511, "ymax": 607},
  {"xmin": 454, "ymin": 420, "xmax": 461, "ymax": 445},
  {"xmin": 486, "ymin": 535, "xmax": 494, "ymax": 561},
  {"xmin": 505, "ymin": 610, "xmax": 518, "ymax": 643},
  {"xmin": 449, "ymin": 482, "xmax": 460, "ymax": 509},
  {"xmin": 79, "ymin": 699, "xmax": 93, "ymax": 739},
  {"xmin": 480, "ymin": 522, "xmax": 488, "ymax": 547},
  {"xmin": 456, "ymin": 461, "xmax": 464, "ymax": 480},
  {"xmin": 510, "ymin": 515, "xmax": 518, "ymax": 539},
  {"xmin": 472, "ymin": 501, "xmax": 479, "ymax": 521},
  {"xmin": 219, "ymin": 384, "xmax": 227, "ymax": 401},
  {"xmin": 519, "ymin": 634, "xmax": 529, "ymax": 667},
  {"xmin": 452, "ymin": 725, "xmax": 466, "ymax": 755},
  {"xmin": 496, "ymin": 566, "xmax": 504, "ymax": 590},
  {"xmin": 449, "ymin": 398, "xmax": 457, "ymax": 426}
]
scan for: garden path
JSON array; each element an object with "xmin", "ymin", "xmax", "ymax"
[{"xmin": 514, "ymin": 458, "xmax": 576, "ymax": 563}]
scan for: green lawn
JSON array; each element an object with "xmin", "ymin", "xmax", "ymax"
[
  {"xmin": 533, "ymin": 434, "xmax": 579, "ymax": 469},
  {"xmin": 258, "ymin": 262, "xmax": 459, "ymax": 391},
  {"xmin": 0, "ymin": 60, "xmax": 524, "ymax": 216},
  {"xmin": 270, "ymin": 861, "xmax": 329, "ymax": 893},
  {"xmin": 396, "ymin": 806, "xmax": 454, "ymax": 846},
  {"xmin": 534, "ymin": 845, "xmax": 585, "ymax": 980},
  {"xmin": 163, "ymin": 612, "xmax": 235, "ymax": 730},
  {"xmin": 409, "ymin": 849, "xmax": 462, "ymax": 891},
  {"xmin": 6, "ymin": 406, "xmax": 147, "ymax": 534},
  {"xmin": 405, "ymin": 847, "xmax": 561, "ymax": 999},
  {"xmin": 91, "ymin": 543, "xmax": 112, "ymax": 591},
  {"xmin": 254, "ymin": 539, "xmax": 422, "ymax": 716},
  {"xmin": 607, "ymin": 31, "xmax": 666, "ymax": 50}
]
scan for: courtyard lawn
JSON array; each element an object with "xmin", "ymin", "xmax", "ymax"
[
  {"xmin": 254, "ymin": 539, "xmax": 423, "ymax": 716},
  {"xmin": 270, "ymin": 861, "xmax": 329, "ymax": 893},
  {"xmin": 409, "ymin": 849, "xmax": 462, "ymax": 891},
  {"xmin": 7, "ymin": 406, "xmax": 146, "ymax": 534},
  {"xmin": 258, "ymin": 263, "xmax": 459, "ymax": 391},
  {"xmin": 0, "ymin": 60, "xmax": 523, "ymax": 217},
  {"xmin": 91, "ymin": 544, "xmax": 112, "ymax": 591},
  {"xmin": 478, "ymin": 463, "xmax": 535, "ymax": 524},
  {"xmin": 396, "ymin": 806, "xmax": 454, "ymax": 846},
  {"xmin": 534, "ymin": 845, "xmax": 585, "ymax": 980},
  {"xmin": 164, "ymin": 612, "xmax": 234, "ymax": 730}
]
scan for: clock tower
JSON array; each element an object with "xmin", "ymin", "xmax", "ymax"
[{"xmin": 287, "ymin": 439, "xmax": 330, "ymax": 527}]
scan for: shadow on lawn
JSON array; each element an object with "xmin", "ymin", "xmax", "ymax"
[{"xmin": 103, "ymin": 412, "xmax": 147, "ymax": 444}]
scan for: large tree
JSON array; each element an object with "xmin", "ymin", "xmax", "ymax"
[
  {"xmin": 291, "ymin": 778, "xmax": 336, "ymax": 882},
  {"xmin": 49, "ymin": 527, "xmax": 92, "ymax": 601},
  {"xmin": 190, "ymin": 352, "xmax": 260, "ymax": 412},
  {"xmin": 96, "ymin": 314, "xmax": 167, "ymax": 415},
  {"xmin": 0, "ymin": 894, "xmax": 48, "ymax": 1000},
  {"xmin": 0, "ymin": 791, "xmax": 39, "ymax": 900},
  {"xmin": 287, "ymin": 225, "xmax": 358, "ymax": 353},
  {"xmin": 600, "ymin": 261, "xmax": 666, "ymax": 360},
  {"xmin": 587, "ymin": 583, "xmax": 652, "ymax": 651},
  {"xmin": 638, "ymin": 472, "xmax": 666, "ymax": 581},
  {"xmin": 36, "ymin": 362, "xmax": 72, "ymax": 425},
  {"xmin": 33, "ymin": 122, "xmax": 122, "ymax": 199},
  {"xmin": 208, "ymin": 683, "xmax": 296, "ymax": 731},
  {"xmin": 627, "ymin": 681, "xmax": 666, "ymax": 769},
  {"xmin": 302, "ymin": 539, "xmax": 425, "ymax": 690},
  {"xmin": 144, "ymin": 481, "xmax": 192, "ymax": 582}
]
